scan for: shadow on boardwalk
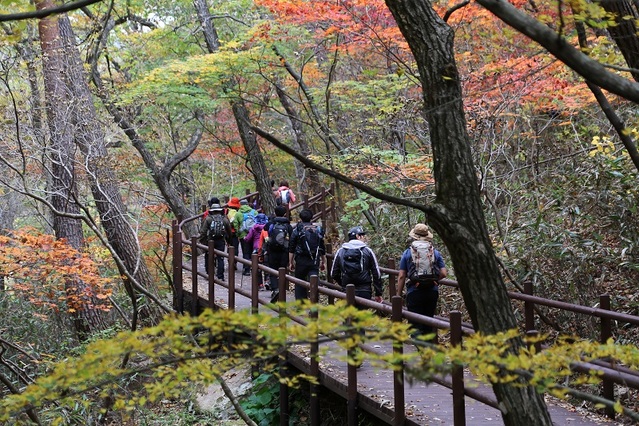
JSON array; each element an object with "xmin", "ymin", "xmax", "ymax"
[{"xmin": 185, "ymin": 255, "xmax": 619, "ymax": 426}]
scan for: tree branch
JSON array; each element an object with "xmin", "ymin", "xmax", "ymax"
[{"xmin": 0, "ymin": 0, "xmax": 102, "ymax": 22}]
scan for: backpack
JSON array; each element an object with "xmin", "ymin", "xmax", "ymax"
[
  {"xmin": 299, "ymin": 223, "xmax": 322, "ymax": 261},
  {"xmin": 268, "ymin": 222, "xmax": 290, "ymax": 251},
  {"xmin": 340, "ymin": 247, "xmax": 363, "ymax": 284},
  {"xmin": 407, "ymin": 240, "xmax": 438, "ymax": 283},
  {"xmin": 239, "ymin": 211, "xmax": 256, "ymax": 234},
  {"xmin": 278, "ymin": 189, "xmax": 290, "ymax": 204},
  {"xmin": 208, "ymin": 214, "xmax": 226, "ymax": 240}
]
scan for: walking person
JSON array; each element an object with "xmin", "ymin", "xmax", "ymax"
[
  {"xmin": 275, "ymin": 180, "xmax": 296, "ymax": 218},
  {"xmin": 226, "ymin": 197, "xmax": 241, "ymax": 268},
  {"xmin": 198, "ymin": 203, "xmax": 232, "ymax": 279},
  {"xmin": 261, "ymin": 205, "xmax": 293, "ymax": 294},
  {"xmin": 396, "ymin": 224, "xmax": 448, "ymax": 342},
  {"xmin": 331, "ymin": 226, "xmax": 383, "ymax": 304},
  {"xmin": 245, "ymin": 213, "xmax": 269, "ymax": 288},
  {"xmin": 232, "ymin": 199, "xmax": 257, "ymax": 276},
  {"xmin": 288, "ymin": 209, "xmax": 325, "ymax": 300}
]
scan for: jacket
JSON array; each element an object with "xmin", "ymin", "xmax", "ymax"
[
  {"xmin": 245, "ymin": 223, "xmax": 266, "ymax": 252},
  {"xmin": 331, "ymin": 239, "xmax": 382, "ymax": 296},
  {"xmin": 288, "ymin": 221, "xmax": 325, "ymax": 261},
  {"xmin": 231, "ymin": 205, "xmax": 257, "ymax": 239},
  {"xmin": 198, "ymin": 211, "xmax": 232, "ymax": 245}
]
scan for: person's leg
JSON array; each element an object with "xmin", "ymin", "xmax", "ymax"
[
  {"xmin": 214, "ymin": 239, "xmax": 225, "ymax": 279},
  {"xmin": 294, "ymin": 260, "xmax": 310, "ymax": 300},
  {"xmin": 229, "ymin": 234, "xmax": 239, "ymax": 271},
  {"xmin": 406, "ymin": 289, "xmax": 438, "ymax": 341},
  {"xmin": 240, "ymin": 238, "xmax": 251, "ymax": 274}
]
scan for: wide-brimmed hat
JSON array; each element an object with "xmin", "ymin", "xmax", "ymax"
[
  {"xmin": 210, "ymin": 203, "xmax": 224, "ymax": 212},
  {"xmin": 409, "ymin": 224, "xmax": 433, "ymax": 241},
  {"xmin": 228, "ymin": 197, "xmax": 241, "ymax": 209}
]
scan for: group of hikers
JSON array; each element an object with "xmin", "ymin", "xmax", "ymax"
[{"xmin": 198, "ymin": 181, "xmax": 448, "ymax": 342}]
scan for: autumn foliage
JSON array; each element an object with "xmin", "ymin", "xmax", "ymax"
[{"xmin": 0, "ymin": 228, "xmax": 113, "ymax": 314}]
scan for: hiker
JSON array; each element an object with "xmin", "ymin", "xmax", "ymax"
[
  {"xmin": 396, "ymin": 224, "xmax": 448, "ymax": 342},
  {"xmin": 261, "ymin": 205, "xmax": 293, "ymax": 293},
  {"xmin": 275, "ymin": 180, "xmax": 296, "ymax": 209},
  {"xmin": 288, "ymin": 209, "xmax": 325, "ymax": 300},
  {"xmin": 245, "ymin": 213, "xmax": 269, "ymax": 288},
  {"xmin": 198, "ymin": 203, "xmax": 232, "ymax": 279},
  {"xmin": 331, "ymin": 226, "xmax": 383, "ymax": 305},
  {"xmin": 231, "ymin": 199, "xmax": 258, "ymax": 276},
  {"xmin": 226, "ymin": 197, "xmax": 241, "ymax": 269}
]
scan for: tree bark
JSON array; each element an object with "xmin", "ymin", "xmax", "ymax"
[
  {"xmin": 383, "ymin": 0, "xmax": 552, "ymax": 424},
  {"xmin": 598, "ymin": 0, "xmax": 639, "ymax": 82},
  {"xmin": 57, "ymin": 15, "xmax": 162, "ymax": 325},
  {"xmin": 36, "ymin": 0, "xmax": 107, "ymax": 339},
  {"xmin": 193, "ymin": 0, "xmax": 275, "ymax": 215}
]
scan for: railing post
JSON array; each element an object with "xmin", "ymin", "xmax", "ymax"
[
  {"xmin": 388, "ymin": 259, "xmax": 397, "ymax": 299},
  {"xmin": 325, "ymin": 243, "xmax": 335, "ymax": 305},
  {"xmin": 228, "ymin": 246, "xmax": 236, "ymax": 312},
  {"xmin": 526, "ymin": 330, "xmax": 542, "ymax": 353},
  {"xmin": 600, "ymin": 294, "xmax": 614, "ymax": 419},
  {"xmin": 172, "ymin": 220, "xmax": 184, "ymax": 314},
  {"xmin": 391, "ymin": 295, "xmax": 405, "ymax": 426},
  {"xmin": 208, "ymin": 241, "xmax": 215, "ymax": 310},
  {"xmin": 451, "ymin": 311, "xmax": 466, "ymax": 426},
  {"xmin": 524, "ymin": 281, "xmax": 534, "ymax": 331},
  {"xmin": 278, "ymin": 267, "xmax": 289, "ymax": 426},
  {"xmin": 309, "ymin": 275, "xmax": 320, "ymax": 426},
  {"xmin": 191, "ymin": 237, "xmax": 199, "ymax": 317},
  {"xmin": 346, "ymin": 284, "xmax": 358, "ymax": 426},
  {"xmin": 251, "ymin": 253, "xmax": 259, "ymax": 314}
]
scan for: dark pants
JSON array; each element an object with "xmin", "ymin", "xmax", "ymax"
[
  {"xmin": 240, "ymin": 237, "xmax": 252, "ymax": 274},
  {"xmin": 406, "ymin": 286, "xmax": 439, "ymax": 342},
  {"xmin": 268, "ymin": 249, "xmax": 288, "ymax": 290},
  {"xmin": 294, "ymin": 255, "xmax": 319, "ymax": 300},
  {"xmin": 204, "ymin": 238, "xmax": 226, "ymax": 279},
  {"xmin": 229, "ymin": 234, "xmax": 239, "ymax": 270}
]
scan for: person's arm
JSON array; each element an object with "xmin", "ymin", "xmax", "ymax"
[
  {"xmin": 435, "ymin": 250, "xmax": 448, "ymax": 279},
  {"xmin": 288, "ymin": 228, "xmax": 297, "ymax": 270},
  {"xmin": 397, "ymin": 269, "xmax": 407, "ymax": 297},
  {"xmin": 198, "ymin": 218, "xmax": 209, "ymax": 245},
  {"xmin": 223, "ymin": 218, "xmax": 232, "ymax": 244},
  {"xmin": 330, "ymin": 249, "xmax": 342, "ymax": 285}
]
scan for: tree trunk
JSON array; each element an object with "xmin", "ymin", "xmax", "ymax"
[
  {"xmin": 193, "ymin": 0, "xmax": 275, "ymax": 215},
  {"xmin": 383, "ymin": 0, "xmax": 552, "ymax": 424},
  {"xmin": 275, "ymin": 83, "xmax": 322, "ymax": 196},
  {"xmin": 57, "ymin": 15, "xmax": 162, "ymax": 326},
  {"xmin": 36, "ymin": 0, "xmax": 107, "ymax": 339},
  {"xmin": 598, "ymin": 0, "xmax": 639, "ymax": 82}
]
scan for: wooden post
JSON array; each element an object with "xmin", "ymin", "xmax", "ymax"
[
  {"xmin": 346, "ymin": 284, "xmax": 358, "ymax": 426},
  {"xmin": 391, "ymin": 295, "xmax": 405, "ymax": 426},
  {"xmin": 451, "ymin": 311, "xmax": 466, "ymax": 426},
  {"xmin": 600, "ymin": 294, "xmax": 614, "ymax": 419},
  {"xmin": 524, "ymin": 281, "xmax": 534, "ymax": 332},
  {"xmin": 388, "ymin": 259, "xmax": 397, "ymax": 298},
  {"xmin": 208, "ymin": 241, "xmax": 215, "ymax": 310},
  {"xmin": 228, "ymin": 246, "xmax": 236, "ymax": 312},
  {"xmin": 309, "ymin": 275, "xmax": 320, "ymax": 426},
  {"xmin": 172, "ymin": 220, "xmax": 183, "ymax": 314},
  {"xmin": 191, "ymin": 237, "xmax": 199, "ymax": 316},
  {"xmin": 251, "ymin": 253, "xmax": 259, "ymax": 315},
  {"xmin": 279, "ymin": 267, "xmax": 289, "ymax": 426}
]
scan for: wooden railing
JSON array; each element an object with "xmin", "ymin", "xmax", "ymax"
[{"xmin": 171, "ymin": 187, "xmax": 639, "ymax": 425}]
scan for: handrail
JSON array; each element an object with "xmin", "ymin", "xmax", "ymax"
[{"xmin": 172, "ymin": 186, "xmax": 639, "ymax": 424}]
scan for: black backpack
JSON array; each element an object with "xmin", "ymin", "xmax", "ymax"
[
  {"xmin": 298, "ymin": 223, "xmax": 322, "ymax": 261},
  {"xmin": 208, "ymin": 214, "xmax": 226, "ymax": 240},
  {"xmin": 268, "ymin": 222, "xmax": 290, "ymax": 251},
  {"xmin": 340, "ymin": 247, "xmax": 363, "ymax": 285}
]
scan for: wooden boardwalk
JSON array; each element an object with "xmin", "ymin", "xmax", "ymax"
[{"xmin": 187, "ymin": 256, "xmax": 618, "ymax": 426}]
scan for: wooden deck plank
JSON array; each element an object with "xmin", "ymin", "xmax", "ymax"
[{"xmin": 182, "ymin": 255, "xmax": 618, "ymax": 425}]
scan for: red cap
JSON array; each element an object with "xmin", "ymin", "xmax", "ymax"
[{"xmin": 227, "ymin": 197, "xmax": 241, "ymax": 209}]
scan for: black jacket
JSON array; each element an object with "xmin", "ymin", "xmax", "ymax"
[{"xmin": 331, "ymin": 239, "xmax": 382, "ymax": 296}]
